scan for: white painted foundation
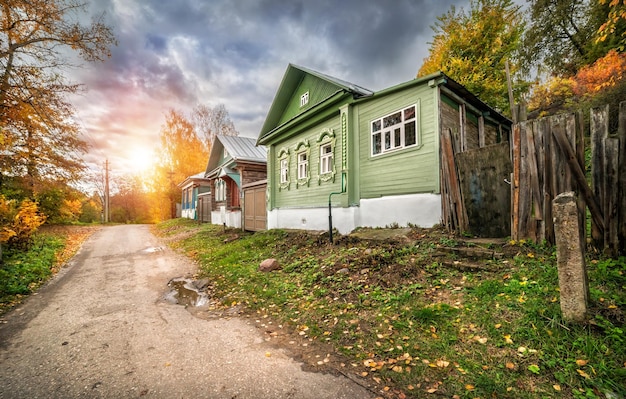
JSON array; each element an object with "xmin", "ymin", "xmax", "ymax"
[
  {"xmin": 211, "ymin": 209, "xmax": 242, "ymax": 229},
  {"xmin": 181, "ymin": 209, "xmax": 196, "ymax": 219},
  {"xmin": 267, "ymin": 193, "xmax": 442, "ymax": 234}
]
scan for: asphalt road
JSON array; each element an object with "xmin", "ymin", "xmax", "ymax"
[{"xmin": 0, "ymin": 225, "xmax": 374, "ymax": 399}]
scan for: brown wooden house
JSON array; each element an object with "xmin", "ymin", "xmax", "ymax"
[{"xmin": 204, "ymin": 135, "xmax": 267, "ymax": 229}]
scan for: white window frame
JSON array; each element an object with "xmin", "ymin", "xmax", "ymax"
[
  {"xmin": 371, "ymin": 103, "xmax": 419, "ymax": 157},
  {"xmin": 300, "ymin": 91, "xmax": 309, "ymax": 107},
  {"xmin": 297, "ymin": 151, "xmax": 308, "ymax": 179},
  {"xmin": 280, "ymin": 158, "xmax": 289, "ymax": 184},
  {"xmin": 215, "ymin": 178, "xmax": 226, "ymax": 202},
  {"xmin": 320, "ymin": 143, "xmax": 333, "ymax": 175}
]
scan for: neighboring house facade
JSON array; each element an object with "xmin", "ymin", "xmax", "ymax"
[
  {"xmin": 205, "ymin": 135, "xmax": 267, "ymax": 228},
  {"xmin": 257, "ymin": 64, "xmax": 511, "ymax": 234},
  {"xmin": 178, "ymin": 172, "xmax": 211, "ymax": 220}
]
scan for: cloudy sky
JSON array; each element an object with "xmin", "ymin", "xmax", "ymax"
[{"xmin": 71, "ymin": 0, "xmax": 473, "ymax": 176}]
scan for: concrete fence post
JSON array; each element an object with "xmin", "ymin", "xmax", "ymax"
[{"xmin": 553, "ymin": 191, "xmax": 589, "ymax": 323}]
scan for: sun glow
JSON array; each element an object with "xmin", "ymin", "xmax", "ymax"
[{"xmin": 128, "ymin": 147, "xmax": 155, "ymax": 174}]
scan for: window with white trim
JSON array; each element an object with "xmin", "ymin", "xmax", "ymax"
[
  {"xmin": 320, "ymin": 143, "xmax": 333, "ymax": 175},
  {"xmin": 371, "ymin": 104, "xmax": 418, "ymax": 156},
  {"xmin": 297, "ymin": 152, "xmax": 308, "ymax": 179},
  {"xmin": 215, "ymin": 178, "xmax": 227, "ymax": 202},
  {"xmin": 280, "ymin": 158, "xmax": 289, "ymax": 184},
  {"xmin": 300, "ymin": 91, "xmax": 309, "ymax": 107}
]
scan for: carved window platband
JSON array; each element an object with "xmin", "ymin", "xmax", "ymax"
[
  {"xmin": 277, "ymin": 147, "xmax": 290, "ymax": 191},
  {"xmin": 317, "ymin": 128, "xmax": 336, "ymax": 184},
  {"xmin": 294, "ymin": 140, "xmax": 310, "ymax": 188}
]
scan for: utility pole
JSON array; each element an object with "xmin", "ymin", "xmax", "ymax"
[{"xmin": 104, "ymin": 159, "xmax": 110, "ymax": 223}]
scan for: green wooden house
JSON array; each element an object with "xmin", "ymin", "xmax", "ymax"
[{"xmin": 257, "ymin": 64, "xmax": 512, "ymax": 234}]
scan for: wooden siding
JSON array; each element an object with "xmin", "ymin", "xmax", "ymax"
[
  {"xmin": 271, "ymin": 116, "xmax": 344, "ymax": 208},
  {"xmin": 357, "ymin": 84, "xmax": 440, "ymax": 199},
  {"xmin": 278, "ymin": 75, "xmax": 341, "ymax": 126}
]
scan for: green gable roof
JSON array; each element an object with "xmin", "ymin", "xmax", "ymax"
[{"xmin": 257, "ymin": 64, "xmax": 372, "ymax": 145}]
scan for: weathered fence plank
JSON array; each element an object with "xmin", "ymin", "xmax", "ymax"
[
  {"xmin": 604, "ymin": 138, "xmax": 620, "ymax": 256},
  {"xmin": 512, "ymin": 102, "xmax": 626, "ymax": 256},
  {"xmin": 591, "ymin": 106, "xmax": 609, "ymax": 248},
  {"xmin": 619, "ymin": 102, "xmax": 626, "ymax": 255}
]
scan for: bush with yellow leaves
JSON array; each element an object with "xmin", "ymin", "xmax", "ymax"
[{"xmin": 0, "ymin": 195, "xmax": 46, "ymax": 251}]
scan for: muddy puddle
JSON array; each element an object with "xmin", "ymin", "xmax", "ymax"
[{"xmin": 163, "ymin": 277, "xmax": 212, "ymax": 307}]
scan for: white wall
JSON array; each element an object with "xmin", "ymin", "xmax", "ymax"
[
  {"xmin": 211, "ymin": 207, "xmax": 242, "ymax": 229},
  {"xmin": 267, "ymin": 193, "xmax": 441, "ymax": 234}
]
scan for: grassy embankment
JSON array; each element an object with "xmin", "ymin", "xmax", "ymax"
[
  {"xmin": 0, "ymin": 225, "xmax": 100, "ymax": 314},
  {"xmin": 155, "ymin": 218, "xmax": 625, "ymax": 399}
]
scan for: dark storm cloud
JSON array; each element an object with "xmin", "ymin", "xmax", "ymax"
[{"xmin": 74, "ymin": 0, "xmax": 471, "ymax": 174}]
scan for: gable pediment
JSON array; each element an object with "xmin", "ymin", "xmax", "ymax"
[{"xmin": 258, "ymin": 64, "xmax": 373, "ymax": 144}]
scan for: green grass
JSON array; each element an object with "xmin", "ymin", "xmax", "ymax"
[
  {"xmin": 156, "ymin": 219, "xmax": 626, "ymax": 398},
  {"xmin": 0, "ymin": 234, "xmax": 64, "ymax": 304}
]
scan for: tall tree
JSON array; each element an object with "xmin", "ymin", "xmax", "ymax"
[
  {"xmin": 151, "ymin": 110, "xmax": 210, "ymax": 220},
  {"xmin": 418, "ymin": 0, "xmax": 526, "ymax": 113},
  {"xmin": 521, "ymin": 0, "xmax": 608, "ymax": 76},
  {"xmin": 0, "ymin": 0, "xmax": 116, "ymax": 194}
]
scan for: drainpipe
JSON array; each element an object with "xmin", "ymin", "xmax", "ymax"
[{"xmin": 328, "ymin": 172, "xmax": 346, "ymax": 244}]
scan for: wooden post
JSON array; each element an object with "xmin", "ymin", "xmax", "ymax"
[
  {"xmin": 511, "ymin": 123, "xmax": 521, "ymax": 240},
  {"xmin": 590, "ymin": 106, "xmax": 608, "ymax": 250},
  {"xmin": 618, "ymin": 102, "xmax": 626, "ymax": 255},
  {"xmin": 604, "ymin": 138, "xmax": 619, "ymax": 256},
  {"xmin": 574, "ymin": 111, "xmax": 586, "ymax": 250},
  {"xmin": 553, "ymin": 192, "xmax": 588, "ymax": 323}
]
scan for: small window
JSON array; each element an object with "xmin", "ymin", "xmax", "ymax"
[
  {"xmin": 300, "ymin": 91, "xmax": 309, "ymax": 107},
  {"xmin": 297, "ymin": 152, "xmax": 308, "ymax": 179},
  {"xmin": 280, "ymin": 158, "xmax": 289, "ymax": 184},
  {"xmin": 320, "ymin": 143, "xmax": 333, "ymax": 175}
]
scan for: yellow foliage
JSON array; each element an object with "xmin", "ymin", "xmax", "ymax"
[{"xmin": 0, "ymin": 196, "xmax": 46, "ymax": 248}]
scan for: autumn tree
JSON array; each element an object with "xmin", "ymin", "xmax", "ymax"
[
  {"xmin": 418, "ymin": 0, "xmax": 527, "ymax": 113},
  {"xmin": 521, "ymin": 0, "xmax": 626, "ymax": 77},
  {"xmin": 596, "ymin": 0, "xmax": 626, "ymax": 51},
  {"xmin": 0, "ymin": 0, "xmax": 116, "ymax": 196},
  {"xmin": 528, "ymin": 50, "xmax": 626, "ymax": 127},
  {"xmin": 150, "ymin": 110, "xmax": 210, "ymax": 220}
]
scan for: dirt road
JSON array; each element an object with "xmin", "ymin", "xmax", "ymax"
[{"xmin": 0, "ymin": 225, "xmax": 374, "ymax": 399}]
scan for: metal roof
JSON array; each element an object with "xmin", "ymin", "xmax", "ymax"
[{"xmin": 219, "ymin": 135, "xmax": 266, "ymax": 163}]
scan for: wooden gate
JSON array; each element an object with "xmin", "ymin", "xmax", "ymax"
[
  {"xmin": 456, "ymin": 142, "xmax": 512, "ymax": 237},
  {"xmin": 243, "ymin": 181, "xmax": 267, "ymax": 231}
]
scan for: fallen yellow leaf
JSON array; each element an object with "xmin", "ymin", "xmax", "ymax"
[
  {"xmin": 505, "ymin": 362, "xmax": 515, "ymax": 370},
  {"xmin": 577, "ymin": 369, "xmax": 591, "ymax": 379},
  {"xmin": 576, "ymin": 359, "xmax": 588, "ymax": 366},
  {"xmin": 495, "ymin": 323, "xmax": 502, "ymax": 329},
  {"xmin": 553, "ymin": 384, "xmax": 562, "ymax": 391},
  {"xmin": 504, "ymin": 334, "xmax": 514, "ymax": 344},
  {"xmin": 436, "ymin": 360, "xmax": 450, "ymax": 368},
  {"xmin": 465, "ymin": 384, "xmax": 475, "ymax": 390},
  {"xmin": 392, "ymin": 365, "xmax": 403, "ymax": 373},
  {"xmin": 265, "ymin": 352, "xmax": 271, "ymax": 357}
]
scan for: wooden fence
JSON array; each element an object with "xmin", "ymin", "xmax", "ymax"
[{"xmin": 511, "ymin": 103, "xmax": 626, "ymax": 256}]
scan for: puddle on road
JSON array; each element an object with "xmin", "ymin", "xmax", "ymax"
[
  {"xmin": 163, "ymin": 277, "xmax": 212, "ymax": 307},
  {"xmin": 143, "ymin": 246, "xmax": 165, "ymax": 253}
]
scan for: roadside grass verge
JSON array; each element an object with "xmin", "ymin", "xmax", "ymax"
[
  {"xmin": 155, "ymin": 219, "xmax": 626, "ymax": 399},
  {"xmin": 0, "ymin": 225, "xmax": 101, "ymax": 314}
]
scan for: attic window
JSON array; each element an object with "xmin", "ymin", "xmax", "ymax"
[{"xmin": 300, "ymin": 91, "xmax": 309, "ymax": 107}]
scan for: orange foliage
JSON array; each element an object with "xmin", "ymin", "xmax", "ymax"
[{"xmin": 572, "ymin": 50, "xmax": 626, "ymax": 97}]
